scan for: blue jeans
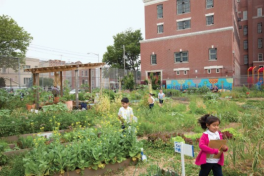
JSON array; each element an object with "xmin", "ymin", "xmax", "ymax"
[{"xmin": 199, "ymin": 163, "xmax": 223, "ymax": 176}]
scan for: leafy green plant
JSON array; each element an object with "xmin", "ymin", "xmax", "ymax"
[
  {"xmin": 197, "ymin": 86, "xmax": 210, "ymax": 94},
  {"xmin": 42, "ymin": 102, "xmax": 68, "ymax": 112},
  {"xmin": 122, "ymin": 73, "xmax": 135, "ymax": 91}
]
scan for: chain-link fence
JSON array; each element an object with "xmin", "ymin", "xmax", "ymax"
[{"xmin": 0, "ymin": 61, "xmax": 141, "ymax": 91}]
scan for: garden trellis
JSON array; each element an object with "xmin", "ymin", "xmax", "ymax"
[{"xmin": 24, "ymin": 62, "xmax": 105, "ymax": 108}]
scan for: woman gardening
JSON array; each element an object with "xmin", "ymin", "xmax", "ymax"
[{"xmin": 195, "ymin": 114, "xmax": 228, "ymax": 176}]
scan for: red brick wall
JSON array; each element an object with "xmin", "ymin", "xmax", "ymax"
[
  {"xmin": 145, "ymin": 0, "xmax": 233, "ymax": 40},
  {"xmin": 141, "ymin": 30, "xmax": 234, "ymax": 80}
]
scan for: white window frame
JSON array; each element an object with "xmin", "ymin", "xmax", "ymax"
[
  {"xmin": 177, "ymin": 0, "xmax": 191, "ymax": 15},
  {"xmin": 151, "ymin": 54, "xmax": 157, "ymax": 65},
  {"xmin": 244, "ymin": 40, "xmax": 248, "ymax": 50},
  {"xmin": 174, "ymin": 51, "xmax": 189, "ymax": 63},
  {"xmin": 216, "ymin": 68, "xmax": 220, "ymax": 73},
  {"xmin": 257, "ymin": 8, "xmax": 262, "ymax": 17},
  {"xmin": 157, "ymin": 4, "xmax": 163, "ymax": 19},
  {"xmin": 206, "ymin": 0, "xmax": 214, "ymax": 9},
  {"xmin": 243, "ymin": 25, "xmax": 248, "ymax": 35},
  {"xmin": 258, "ymin": 53, "xmax": 263, "ymax": 61},
  {"xmin": 207, "ymin": 69, "xmax": 211, "ymax": 74},
  {"xmin": 176, "ymin": 71, "xmax": 180, "ymax": 75},
  {"xmin": 157, "ymin": 24, "xmax": 164, "ymax": 34},
  {"xmin": 177, "ymin": 20, "xmax": 191, "ymax": 30},
  {"xmin": 243, "ymin": 11, "xmax": 247, "ymax": 20},
  {"xmin": 184, "ymin": 70, "xmax": 187, "ymax": 75},
  {"xmin": 206, "ymin": 15, "xmax": 214, "ymax": 25},
  {"xmin": 209, "ymin": 48, "xmax": 217, "ymax": 60}
]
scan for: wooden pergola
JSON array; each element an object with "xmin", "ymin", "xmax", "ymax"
[{"xmin": 24, "ymin": 62, "xmax": 105, "ymax": 109}]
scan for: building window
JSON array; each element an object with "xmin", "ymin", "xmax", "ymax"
[
  {"xmin": 207, "ymin": 69, "xmax": 211, "ymax": 74},
  {"xmin": 151, "ymin": 54, "xmax": 157, "ymax": 65},
  {"xmin": 257, "ymin": 8, "xmax": 262, "ymax": 17},
  {"xmin": 258, "ymin": 23, "xmax": 262, "ymax": 33},
  {"xmin": 157, "ymin": 24, "xmax": 164, "ymax": 33},
  {"xmin": 259, "ymin": 53, "xmax": 263, "ymax": 61},
  {"xmin": 2, "ymin": 67, "xmax": 6, "ymax": 73},
  {"xmin": 243, "ymin": 25, "xmax": 248, "ymax": 35},
  {"xmin": 91, "ymin": 70, "xmax": 94, "ymax": 77},
  {"xmin": 24, "ymin": 78, "xmax": 31, "ymax": 85},
  {"xmin": 85, "ymin": 70, "xmax": 88, "ymax": 76},
  {"xmin": 244, "ymin": 40, "xmax": 248, "ymax": 50},
  {"xmin": 206, "ymin": 0, "xmax": 214, "ymax": 8},
  {"xmin": 184, "ymin": 70, "xmax": 187, "ymax": 75},
  {"xmin": 157, "ymin": 4, "xmax": 163, "ymax": 18},
  {"xmin": 176, "ymin": 71, "xmax": 180, "ymax": 75},
  {"xmin": 243, "ymin": 11, "xmax": 247, "ymax": 20},
  {"xmin": 174, "ymin": 51, "xmax": 188, "ymax": 63},
  {"xmin": 244, "ymin": 55, "xmax": 248, "ymax": 64},
  {"xmin": 258, "ymin": 38, "xmax": 263, "ymax": 48},
  {"xmin": 177, "ymin": 0, "xmax": 190, "ymax": 14},
  {"xmin": 51, "ymin": 72, "xmax": 54, "ymax": 76},
  {"xmin": 216, "ymin": 68, "xmax": 220, "ymax": 73},
  {"xmin": 209, "ymin": 48, "xmax": 217, "ymax": 60},
  {"xmin": 177, "ymin": 20, "xmax": 191, "ymax": 30},
  {"xmin": 206, "ymin": 15, "xmax": 214, "ymax": 25}
]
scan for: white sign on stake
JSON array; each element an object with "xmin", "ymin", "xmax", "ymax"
[{"xmin": 174, "ymin": 142, "xmax": 195, "ymax": 176}]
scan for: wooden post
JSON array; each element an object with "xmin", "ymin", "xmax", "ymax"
[
  {"xmin": 100, "ymin": 68, "xmax": 102, "ymax": 96},
  {"xmin": 75, "ymin": 69, "xmax": 79, "ymax": 108},
  {"xmin": 89, "ymin": 69, "xmax": 92, "ymax": 93},
  {"xmin": 35, "ymin": 73, "xmax": 40, "ymax": 109},
  {"xmin": 33, "ymin": 73, "xmax": 36, "ymax": 86},
  {"xmin": 60, "ymin": 71, "xmax": 63, "ymax": 97}
]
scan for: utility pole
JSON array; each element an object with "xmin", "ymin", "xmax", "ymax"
[
  {"xmin": 18, "ymin": 58, "xmax": 21, "ymax": 88},
  {"xmin": 123, "ymin": 45, "xmax": 126, "ymax": 76}
]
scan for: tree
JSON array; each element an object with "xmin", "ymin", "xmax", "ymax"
[
  {"xmin": 103, "ymin": 29, "xmax": 143, "ymax": 71},
  {"xmin": 0, "ymin": 77, "xmax": 6, "ymax": 88},
  {"xmin": 122, "ymin": 73, "xmax": 135, "ymax": 91},
  {"xmin": 0, "ymin": 15, "xmax": 33, "ymax": 71}
]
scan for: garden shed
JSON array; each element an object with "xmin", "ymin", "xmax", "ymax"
[{"xmin": 24, "ymin": 62, "xmax": 105, "ymax": 108}]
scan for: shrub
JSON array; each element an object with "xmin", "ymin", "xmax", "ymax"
[
  {"xmin": 197, "ymin": 86, "xmax": 210, "ymax": 94},
  {"xmin": 203, "ymin": 92, "xmax": 219, "ymax": 101}
]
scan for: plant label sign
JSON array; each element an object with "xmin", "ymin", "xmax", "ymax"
[
  {"xmin": 174, "ymin": 142, "xmax": 195, "ymax": 157},
  {"xmin": 37, "ymin": 132, "xmax": 53, "ymax": 139},
  {"xmin": 174, "ymin": 142, "xmax": 195, "ymax": 176}
]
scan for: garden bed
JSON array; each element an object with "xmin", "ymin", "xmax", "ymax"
[
  {"xmin": 53, "ymin": 158, "xmax": 136, "ymax": 176},
  {"xmin": 1, "ymin": 129, "xmax": 68, "ymax": 143}
]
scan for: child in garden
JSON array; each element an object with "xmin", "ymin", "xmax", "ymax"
[
  {"xmin": 118, "ymin": 98, "xmax": 135, "ymax": 129},
  {"xmin": 158, "ymin": 89, "xmax": 165, "ymax": 107},
  {"xmin": 195, "ymin": 114, "xmax": 228, "ymax": 176},
  {"xmin": 148, "ymin": 93, "xmax": 155, "ymax": 109}
]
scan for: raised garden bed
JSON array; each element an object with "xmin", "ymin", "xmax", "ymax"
[
  {"xmin": 1, "ymin": 129, "xmax": 68, "ymax": 143},
  {"xmin": 53, "ymin": 158, "xmax": 137, "ymax": 176}
]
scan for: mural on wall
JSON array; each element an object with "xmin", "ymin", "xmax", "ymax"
[{"xmin": 166, "ymin": 78, "xmax": 233, "ymax": 90}]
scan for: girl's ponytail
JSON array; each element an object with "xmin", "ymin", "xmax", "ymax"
[
  {"xmin": 198, "ymin": 114, "xmax": 210, "ymax": 130},
  {"xmin": 198, "ymin": 114, "xmax": 220, "ymax": 130}
]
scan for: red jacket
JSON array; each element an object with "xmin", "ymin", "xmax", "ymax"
[{"xmin": 195, "ymin": 132, "xmax": 228, "ymax": 166}]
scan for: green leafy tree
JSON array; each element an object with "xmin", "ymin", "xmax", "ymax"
[
  {"xmin": 0, "ymin": 77, "xmax": 5, "ymax": 88},
  {"xmin": 0, "ymin": 15, "xmax": 33, "ymax": 71},
  {"xmin": 122, "ymin": 73, "xmax": 135, "ymax": 91},
  {"xmin": 103, "ymin": 29, "xmax": 143, "ymax": 71}
]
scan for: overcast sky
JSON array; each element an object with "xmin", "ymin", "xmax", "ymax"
[{"xmin": 0, "ymin": 0, "xmax": 145, "ymax": 63}]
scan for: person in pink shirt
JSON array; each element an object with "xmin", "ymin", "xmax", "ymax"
[{"xmin": 195, "ymin": 114, "xmax": 228, "ymax": 176}]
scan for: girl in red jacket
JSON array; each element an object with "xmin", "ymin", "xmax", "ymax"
[{"xmin": 195, "ymin": 114, "xmax": 228, "ymax": 176}]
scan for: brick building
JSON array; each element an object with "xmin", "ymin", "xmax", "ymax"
[
  {"xmin": 238, "ymin": 0, "xmax": 264, "ymax": 75},
  {"xmin": 140, "ymin": 0, "xmax": 263, "ymax": 88}
]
